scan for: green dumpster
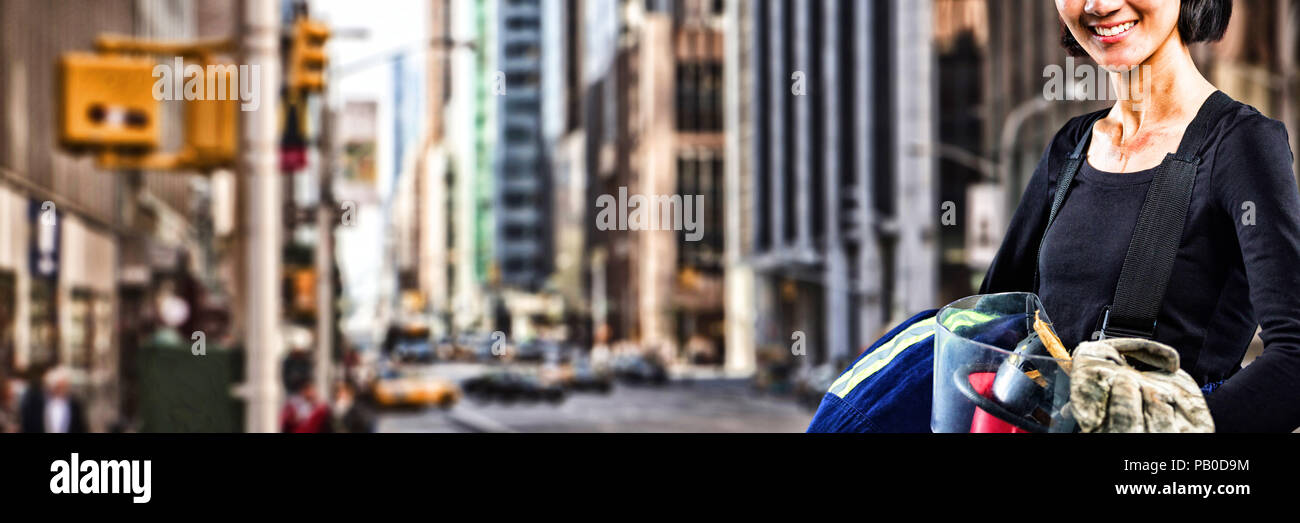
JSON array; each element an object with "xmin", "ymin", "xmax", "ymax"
[{"xmin": 136, "ymin": 329, "xmax": 244, "ymax": 432}]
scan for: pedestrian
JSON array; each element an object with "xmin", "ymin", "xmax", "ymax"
[
  {"xmin": 331, "ymin": 381, "xmax": 375, "ymax": 433},
  {"xmin": 20, "ymin": 366, "xmax": 88, "ymax": 433},
  {"xmin": 280, "ymin": 381, "xmax": 332, "ymax": 433}
]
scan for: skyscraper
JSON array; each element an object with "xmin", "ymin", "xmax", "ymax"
[
  {"xmin": 584, "ymin": 0, "xmax": 728, "ymax": 366},
  {"xmin": 734, "ymin": 0, "xmax": 937, "ymax": 370},
  {"xmin": 495, "ymin": 0, "xmax": 551, "ymax": 291}
]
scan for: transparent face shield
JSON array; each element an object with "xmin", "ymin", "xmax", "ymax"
[{"xmin": 932, "ymin": 293, "xmax": 1076, "ymax": 433}]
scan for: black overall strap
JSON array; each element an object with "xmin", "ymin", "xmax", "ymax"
[
  {"xmin": 1101, "ymin": 90, "xmax": 1233, "ymax": 339},
  {"xmin": 1033, "ymin": 111, "xmax": 1107, "ymax": 293}
]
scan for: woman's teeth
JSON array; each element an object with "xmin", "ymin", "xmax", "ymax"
[{"xmin": 1093, "ymin": 21, "xmax": 1136, "ymax": 37}]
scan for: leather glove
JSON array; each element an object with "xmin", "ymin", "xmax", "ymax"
[{"xmin": 1069, "ymin": 338, "xmax": 1214, "ymax": 433}]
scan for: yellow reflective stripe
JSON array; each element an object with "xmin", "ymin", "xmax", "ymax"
[
  {"xmin": 846, "ymin": 318, "xmax": 937, "ymax": 375},
  {"xmin": 825, "ymin": 308, "xmax": 1004, "ymax": 399},
  {"xmin": 831, "ymin": 330, "xmax": 934, "ymax": 398},
  {"xmin": 834, "ymin": 318, "xmax": 935, "ymax": 381},
  {"xmin": 939, "ymin": 309, "xmax": 999, "ymax": 332},
  {"xmin": 829, "ymin": 317, "xmax": 937, "ymax": 398}
]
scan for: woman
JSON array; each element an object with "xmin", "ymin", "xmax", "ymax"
[{"xmin": 981, "ymin": 0, "xmax": 1300, "ymax": 432}]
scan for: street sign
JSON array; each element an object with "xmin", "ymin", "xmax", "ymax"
[{"xmin": 28, "ymin": 199, "xmax": 60, "ymax": 282}]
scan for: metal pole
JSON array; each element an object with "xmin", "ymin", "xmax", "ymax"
[
  {"xmin": 892, "ymin": 0, "xmax": 936, "ymax": 316},
  {"xmin": 241, "ymin": 0, "xmax": 282, "ymax": 433},
  {"xmin": 315, "ymin": 103, "xmax": 335, "ymax": 400}
]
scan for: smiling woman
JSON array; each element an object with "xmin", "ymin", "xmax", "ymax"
[
  {"xmin": 1059, "ymin": 0, "xmax": 1232, "ymax": 64},
  {"xmin": 983, "ymin": 0, "xmax": 1300, "ymax": 432}
]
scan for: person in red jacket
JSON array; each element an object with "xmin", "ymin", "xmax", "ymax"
[{"xmin": 280, "ymin": 381, "xmax": 331, "ymax": 433}]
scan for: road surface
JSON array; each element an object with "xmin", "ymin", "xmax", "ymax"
[{"xmin": 376, "ymin": 377, "xmax": 813, "ymax": 433}]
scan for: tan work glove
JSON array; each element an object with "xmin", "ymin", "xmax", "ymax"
[{"xmin": 1069, "ymin": 338, "xmax": 1215, "ymax": 433}]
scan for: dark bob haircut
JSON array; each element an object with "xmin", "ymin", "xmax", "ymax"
[{"xmin": 1061, "ymin": 0, "xmax": 1233, "ymax": 57}]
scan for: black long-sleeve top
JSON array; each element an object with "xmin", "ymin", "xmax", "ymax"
[{"xmin": 980, "ymin": 98, "xmax": 1300, "ymax": 432}]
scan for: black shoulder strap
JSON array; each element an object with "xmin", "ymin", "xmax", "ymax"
[
  {"xmin": 1101, "ymin": 90, "xmax": 1234, "ymax": 339},
  {"xmin": 1033, "ymin": 110, "xmax": 1107, "ymax": 293}
]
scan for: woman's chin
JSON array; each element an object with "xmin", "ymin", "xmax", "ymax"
[
  {"xmin": 1097, "ymin": 61, "xmax": 1143, "ymax": 73},
  {"xmin": 1090, "ymin": 52, "xmax": 1146, "ymax": 72},
  {"xmin": 1087, "ymin": 44, "xmax": 1156, "ymax": 72}
]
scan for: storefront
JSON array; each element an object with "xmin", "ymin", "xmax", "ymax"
[
  {"xmin": 58, "ymin": 214, "xmax": 118, "ymax": 431},
  {"xmin": 0, "ymin": 187, "xmax": 121, "ymax": 431},
  {"xmin": 0, "ymin": 187, "xmax": 29, "ymax": 377}
]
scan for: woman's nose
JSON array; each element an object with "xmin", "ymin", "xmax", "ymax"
[{"xmin": 1084, "ymin": 0, "xmax": 1125, "ymax": 17}]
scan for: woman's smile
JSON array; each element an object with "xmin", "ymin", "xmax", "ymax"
[
  {"xmin": 1090, "ymin": 20, "xmax": 1138, "ymax": 43},
  {"xmin": 1056, "ymin": 0, "xmax": 1185, "ymax": 69}
]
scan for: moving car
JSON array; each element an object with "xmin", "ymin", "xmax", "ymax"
[
  {"xmin": 462, "ymin": 370, "xmax": 565, "ymax": 404},
  {"xmin": 371, "ymin": 367, "xmax": 460, "ymax": 409},
  {"xmin": 392, "ymin": 339, "xmax": 434, "ymax": 363},
  {"xmin": 382, "ymin": 324, "xmax": 435, "ymax": 363}
]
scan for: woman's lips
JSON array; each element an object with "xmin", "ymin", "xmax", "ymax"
[{"xmin": 1090, "ymin": 20, "xmax": 1137, "ymax": 43}]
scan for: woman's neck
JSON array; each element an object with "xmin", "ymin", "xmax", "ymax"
[{"xmin": 1106, "ymin": 34, "xmax": 1216, "ymax": 137}]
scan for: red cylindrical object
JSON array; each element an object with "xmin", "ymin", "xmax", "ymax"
[{"xmin": 968, "ymin": 372, "xmax": 1027, "ymax": 433}]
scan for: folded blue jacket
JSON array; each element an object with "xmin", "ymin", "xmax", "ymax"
[{"xmin": 807, "ymin": 310, "xmax": 1028, "ymax": 433}]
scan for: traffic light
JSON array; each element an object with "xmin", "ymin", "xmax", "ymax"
[
  {"xmin": 288, "ymin": 267, "xmax": 317, "ymax": 319},
  {"xmin": 58, "ymin": 53, "xmax": 160, "ymax": 150},
  {"xmin": 279, "ymin": 95, "xmax": 309, "ymax": 172},
  {"xmin": 184, "ymin": 63, "xmax": 240, "ymax": 168},
  {"xmin": 288, "ymin": 19, "xmax": 330, "ymax": 93}
]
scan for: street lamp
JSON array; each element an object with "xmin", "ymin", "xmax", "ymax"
[{"xmin": 332, "ymin": 37, "xmax": 478, "ymax": 80}]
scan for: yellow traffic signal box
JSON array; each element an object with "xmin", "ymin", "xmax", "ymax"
[
  {"xmin": 185, "ymin": 64, "xmax": 240, "ymax": 167},
  {"xmin": 292, "ymin": 267, "xmax": 317, "ymax": 317},
  {"xmin": 59, "ymin": 53, "xmax": 160, "ymax": 150},
  {"xmin": 289, "ymin": 19, "xmax": 330, "ymax": 92}
]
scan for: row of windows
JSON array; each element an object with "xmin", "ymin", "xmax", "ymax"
[
  {"xmin": 646, "ymin": 0, "xmax": 725, "ymax": 20},
  {"xmin": 678, "ymin": 155, "xmax": 725, "ymax": 272},
  {"xmin": 504, "ymin": 18, "xmax": 539, "ymax": 32},
  {"xmin": 676, "ymin": 61, "xmax": 723, "ymax": 132},
  {"xmin": 504, "ymin": 42, "xmax": 540, "ymax": 59},
  {"xmin": 751, "ymin": 0, "xmax": 889, "ymax": 253}
]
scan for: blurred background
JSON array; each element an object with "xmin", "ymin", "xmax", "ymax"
[{"xmin": 0, "ymin": 0, "xmax": 1292, "ymax": 433}]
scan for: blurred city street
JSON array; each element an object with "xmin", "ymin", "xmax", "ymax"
[
  {"xmin": 378, "ymin": 370, "xmax": 809, "ymax": 433},
  {"xmin": 0, "ymin": 0, "xmax": 1292, "ymax": 434}
]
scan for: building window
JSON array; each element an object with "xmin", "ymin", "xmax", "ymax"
[
  {"xmin": 29, "ymin": 278, "xmax": 58, "ymax": 369},
  {"xmin": 678, "ymin": 152, "xmax": 724, "ymax": 273},
  {"xmin": 675, "ymin": 60, "xmax": 723, "ymax": 132}
]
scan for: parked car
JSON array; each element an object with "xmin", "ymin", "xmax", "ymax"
[
  {"xmin": 513, "ymin": 340, "xmax": 542, "ymax": 362},
  {"xmin": 456, "ymin": 332, "xmax": 498, "ymax": 362},
  {"xmin": 567, "ymin": 356, "xmax": 613, "ymax": 393},
  {"xmin": 612, "ymin": 353, "xmax": 668, "ymax": 385}
]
